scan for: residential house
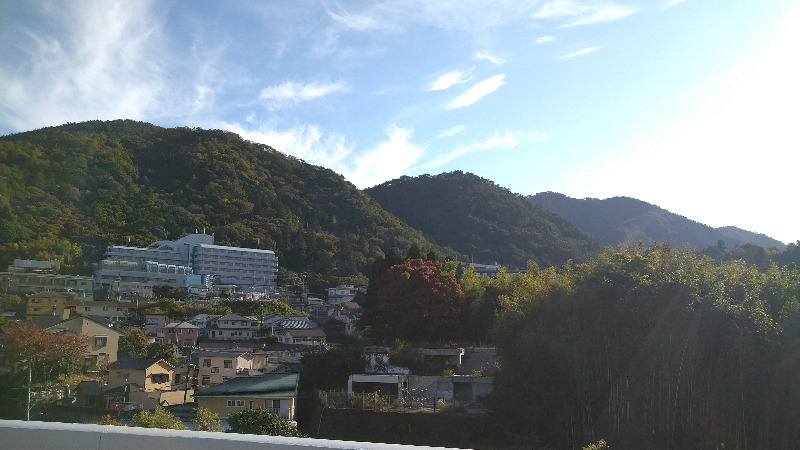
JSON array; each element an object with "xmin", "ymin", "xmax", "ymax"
[
  {"xmin": 261, "ymin": 343, "xmax": 310, "ymax": 369},
  {"xmin": 107, "ymin": 357, "xmax": 189, "ymax": 409},
  {"xmin": 109, "ymin": 279, "xmax": 153, "ymax": 302},
  {"xmin": 144, "ymin": 313, "xmax": 167, "ymax": 337},
  {"xmin": 186, "ymin": 314, "xmax": 219, "ymax": 338},
  {"xmin": 268, "ymin": 315, "xmax": 317, "ymax": 335},
  {"xmin": 26, "ymin": 291, "xmax": 69, "ymax": 319},
  {"xmin": 187, "ymin": 284, "xmax": 211, "ymax": 300},
  {"xmin": 74, "ymin": 380, "xmax": 105, "ymax": 408},
  {"xmin": 45, "ymin": 315, "xmax": 127, "ymax": 370},
  {"xmin": 281, "ymin": 328, "xmax": 326, "ymax": 347},
  {"xmin": 290, "ymin": 295, "xmax": 332, "ymax": 319},
  {"xmin": 163, "ymin": 322, "xmax": 199, "ymax": 347},
  {"xmin": 193, "ymin": 373, "xmax": 299, "ymax": 420},
  {"xmin": 66, "ymin": 300, "xmax": 135, "ymax": 322},
  {"xmin": 107, "ymin": 358, "xmax": 174, "ymax": 391},
  {"xmin": 329, "ymin": 301, "xmax": 363, "ymax": 335},
  {"xmin": 196, "ymin": 349, "xmax": 268, "ymax": 391},
  {"xmin": 206, "ymin": 313, "xmax": 255, "ymax": 341},
  {"xmin": 325, "ymin": 285, "xmax": 359, "ymax": 304},
  {"xmin": 2, "ymin": 259, "xmax": 94, "ymax": 300}
]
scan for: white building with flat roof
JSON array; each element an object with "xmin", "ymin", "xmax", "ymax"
[{"xmin": 94, "ymin": 234, "xmax": 278, "ymax": 292}]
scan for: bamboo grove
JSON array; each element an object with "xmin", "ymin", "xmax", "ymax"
[{"xmin": 483, "ymin": 243, "xmax": 800, "ymax": 449}]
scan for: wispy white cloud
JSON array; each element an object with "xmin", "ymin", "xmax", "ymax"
[
  {"xmin": 561, "ymin": 47, "xmax": 599, "ymax": 58},
  {"xmin": 450, "ymin": 74, "xmax": 506, "ymax": 109},
  {"xmin": 437, "ymin": 125, "xmax": 465, "ymax": 138},
  {"xmin": 532, "ymin": 0, "xmax": 638, "ymax": 28},
  {"xmin": 222, "ymin": 122, "xmax": 352, "ymax": 168},
  {"xmin": 0, "ymin": 1, "xmax": 172, "ymax": 133},
  {"xmin": 259, "ymin": 81, "xmax": 346, "ymax": 109},
  {"xmin": 428, "ymin": 129, "xmax": 547, "ymax": 167},
  {"xmin": 474, "ymin": 51, "xmax": 505, "ymax": 64},
  {"xmin": 536, "ymin": 36, "xmax": 556, "ymax": 44},
  {"xmin": 345, "ymin": 126, "xmax": 426, "ymax": 189},
  {"xmin": 223, "ymin": 121, "xmax": 423, "ymax": 189},
  {"xmin": 429, "ymin": 68, "xmax": 474, "ymax": 91}
]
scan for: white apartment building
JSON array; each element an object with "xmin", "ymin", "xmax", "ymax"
[{"xmin": 94, "ymin": 233, "xmax": 278, "ymax": 292}]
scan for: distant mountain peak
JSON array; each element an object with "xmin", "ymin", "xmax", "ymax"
[{"xmin": 527, "ymin": 192, "xmax": 786, "ymax": 251}]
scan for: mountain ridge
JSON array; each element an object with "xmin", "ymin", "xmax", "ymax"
[
  {"xmin": 365, "ymin": 172, "xmax": 603, "ymax": 269},
  {"xmin": 527, "ymin": 191, "xmax": 786, "ymax": 251}
]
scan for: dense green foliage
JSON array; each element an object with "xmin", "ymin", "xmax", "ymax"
[
  {"xmin": 219, "ymin": 298, "xmax": 307, "ymax": 318},
  {"xmin": 192, "ymin": 406, "xmax": 224, "ymax": 432},
  {"xmin": 0, "ymin": 120, "xmax": 456, "ymax": 277},
  {"xmin": 528, "ymin": 191, "xmax": 789, "ymax": 251},
  {"xmin": 139, "ymin": 298, "xmax": 231, "ymax": 322},
  {"xmin": 300, "ymin": 344, "xmax": 365, "ymax": 391},
  {"xmin": 131, "ymin": 407, "xmax": 186, "ymax": 430},
  {"xmin": 227, "ymin": 407, "xmax": 307, "ymax": 437},
  {"xmin": 117, "ymin": 328, "xmax": 148, "ymax": 359},
  {"xmin": 146, "ymin": 341, "xmax": 178, "ymax": 364},
  {"xmin": 366, "ymin": 172, "xmax": 602, "ymax": 269},
  {"xmin": 489, "ymin": 244, "xmax": 800, "ymax": 449}
]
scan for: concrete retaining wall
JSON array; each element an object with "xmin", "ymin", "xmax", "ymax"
[{"xmin": 0, "ymin": 419, "xmax": 456, "ymax": 450}]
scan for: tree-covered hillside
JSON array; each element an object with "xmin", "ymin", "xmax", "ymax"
[
  {"xmin": 365, "ymin": 172, "xmax": 602, "ymax": 269},
  {"xmin": 528, "ymin": 191, "xmax": 787, "ymax": 250},
  {"xmin": 0, "ymin": 120, "xmax": 458, "ymax": 278}
]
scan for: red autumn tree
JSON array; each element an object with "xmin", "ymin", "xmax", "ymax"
[
  {"xmin": 3, "ymin": 322, "xmax": 88, "ymax": 382},
  {"xmin": 374, "ymin": 259, "xmax": 466, "ymax": 344}
]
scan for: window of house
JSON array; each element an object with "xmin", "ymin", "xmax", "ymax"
[
  {"xmin": 84, "ymin": 306, "xmax": 91, "ymax": 312},
  {"xmin": 203, "ymin": 359, "xmax": 211, "ymax": 367},
  {"xmin": 223, "ymin": 360, "xmax": 232, "ymax": 368},
  {"xmin": 227, "ymin": 400, "xmax": 245, "ymax": 407},
  {"xmin": 267, "ymin": 399, "xmax": 280, "ymax": 413},
  {"xmin": 94, "ymin": 336, "xmax": 108, "ymax": 347},
  {"xmin": 201, "ymin": 376, "xmax": 210, "ymax": 385},
  {"xmin": 32, "ymin": 299, "xmax": 42, "ymax": 303},
  {"xmin": 151, "ymin": 374, "xmax": 169, "ymax": 384},
  {"xmin": 211, "ymin": 367, "xmax": 219, "ymax": 373},
  {"xmin": 102, "ymin": 307, "xmax": 109, "ymax": 311},
  {"xmin": 33, "ymin": 307, "xmax": 43, "ymax": 312},
  {"xmin": 222, "ymin": 377, "xmax": 231, "ymax": 382},
  {"xmin": 178, "ymin": 329, "xmax": 182, "ymax": 334}
]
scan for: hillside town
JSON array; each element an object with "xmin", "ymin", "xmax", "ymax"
[{"xmin": 0, "ymin": 233, "xmax": 497, "ymax": 433}]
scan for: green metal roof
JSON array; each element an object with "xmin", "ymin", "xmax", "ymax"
[{"xmin": 193, "ymin": 373, "xmax": 299, "ymax": 398}]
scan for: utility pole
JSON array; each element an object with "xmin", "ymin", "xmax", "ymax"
[
  {"xmin": 26, "ymin": 360, "xmax": 32, "ymax": 421},
  {"xmin": 183, "ymin": 346, "xmax": 196, "ymax": 403}
]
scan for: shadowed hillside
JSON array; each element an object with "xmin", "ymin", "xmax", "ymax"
[{"xmin": 365, "ymin": 172, "xmax": 602, "ymax": 269}]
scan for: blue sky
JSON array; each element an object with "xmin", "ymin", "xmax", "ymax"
[{"xmin": 2, "ymin": 1, "xmax": 798, "ymax": 244}]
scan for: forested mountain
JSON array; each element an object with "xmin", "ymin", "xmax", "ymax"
[
  {"xmin": 0, "ymin": 120, "xmax": 459, "ymax": 280},
  {"xmin": 365, "ymin": 172, "xmax": 603, "ymax": 269},
  {"xmin": 528, "ymin": 191, "xmax": 786, "ymax": 251}
]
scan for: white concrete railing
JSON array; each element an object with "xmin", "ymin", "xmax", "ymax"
[{"xmin": 0, "ymin": 420, "xmax": 459, "ymax": 450}]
